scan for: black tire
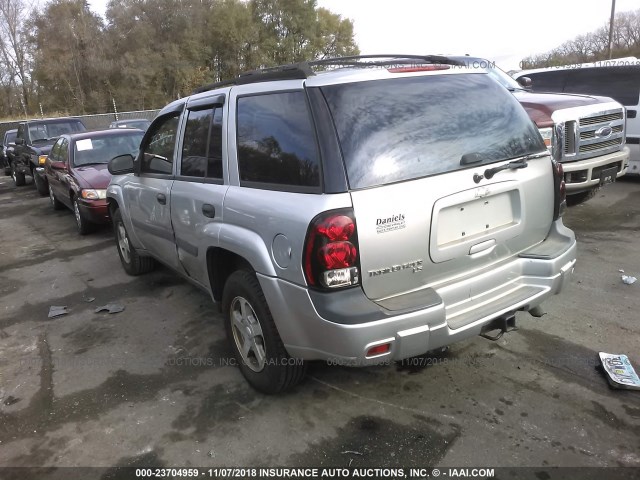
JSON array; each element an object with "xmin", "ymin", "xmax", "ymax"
[
  {"xmin": 222, "ymin": 269, "xmax": 306, "ymax": 394},
  {"xmin": 3, "ymin": 166, "xmax": 10, "ymax": 176},
  {"xmin": 567, "ymin": 187, "xmax": 599, "ymax": 207},
  {"xmin": 33, "ymin": 170, "xmax": 49, "ymax": 196},
  {"xmin": 48, "ymin": 184, "xmax": 64, "ymax": 210},
  {"xmin": 72, "ymin": 197, "xmax": 96, "ymax": 235},
  {"xmin": 112, "ymin": 207, "xmax": 155, "ymax": 275},
  {"xmin": 12, "ymin": 165, "xmax": 25, "ymax": 186}
]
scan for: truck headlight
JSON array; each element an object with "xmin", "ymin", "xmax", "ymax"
[
  {"xmin": 38, "ymin": 155, "xmax": 48, "ymax": 165},
  {"xmin": 81, "ymin": 189, "xmax": 107, "ymax": 200}
]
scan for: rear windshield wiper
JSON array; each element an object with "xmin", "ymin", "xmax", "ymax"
[{"xmin": 483, "ymin": 159, "xmax": 528, "ymax": 179}]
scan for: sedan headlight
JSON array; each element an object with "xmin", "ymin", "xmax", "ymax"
[
  {"xmin": 38, "ymin": 155, "xmax": 48, "ymax": 165},
  {"xmin": 81, "ymin": 189, "xmax": 107, "ymax": 200},
  {"xmin": 538, "ymin": 127, "xmax": 553, "ymax": 153}
]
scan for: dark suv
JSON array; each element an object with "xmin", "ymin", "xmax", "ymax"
[
  {"xmin": 107, "ymin": 55, "xmax": 575, "ymax": 393},
  {"xmin": 12, "ymin": 117, "xmax": 86, "ymax": 194}
]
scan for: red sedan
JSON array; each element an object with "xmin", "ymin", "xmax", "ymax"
[{"xmin": 45, "ymin": 129, "xmax": 144, "ymax": 234}]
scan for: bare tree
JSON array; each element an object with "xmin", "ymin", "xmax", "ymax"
[
  {"xmin": 0, "ymin": 0, "xmax": 32, "ymax": 111},
  {"xmin": 520, "ymin": 7, "xmax": 640, "ymax": 69}
]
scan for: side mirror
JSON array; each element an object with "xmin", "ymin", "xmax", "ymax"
[
  {"xmin": 108, "ymin": 154, "xmax": 135, "ymax": 175},
  {"xmin": 15, "ymin": 138, "xmax": 24, "ymax": 145},
  {"xmin": 517, "ymin": 76, "xmax": 532, "ymax": 88}
]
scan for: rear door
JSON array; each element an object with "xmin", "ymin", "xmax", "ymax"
[
  {"xmin": 170, "ymin": 95, "xmax": 228, "ymax": 286},
  {"xmin": 319, "ymin": 72, "xmax": 554, "ymax": 302},
  {"xmin": 125, "ymin": 111, "xmax": 182, "ymax": 271}
]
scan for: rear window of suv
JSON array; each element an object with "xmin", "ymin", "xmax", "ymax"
[{"xmin": 320, "ymin": 73, "xmax": 545, "ymax": 189}]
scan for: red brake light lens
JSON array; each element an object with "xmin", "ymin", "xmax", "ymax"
[
  {"xmin": 317, "ymin": 215, "xmax": 355, "ymax": 241},
  {"xmin": 318, "ymin": 241, "xmax": 357, "ymax": 269}
]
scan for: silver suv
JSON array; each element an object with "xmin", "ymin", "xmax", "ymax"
[{"xmin": 107, "ymin": 55, "xmax": 577, "ymax": 393}]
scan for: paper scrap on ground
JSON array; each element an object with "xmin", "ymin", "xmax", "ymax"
[
  {"xmin": 621, "ymin": 275, "xmax": 637, "ymax": 285},
  {"xmin": 599, "ymin": 352, "xmax": 640, "ymax": 390},
  {"xmin": 48, "ymin": 306, "xmax": 68, "ymax": 318},
  {"xmin": 94, "ymin": 303, "xmax": 125, "ymax": 314}
]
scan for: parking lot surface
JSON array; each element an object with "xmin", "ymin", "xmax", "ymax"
[{"xmin": 1, "ymin": 175, "xmax": 639, "ymax": 471}]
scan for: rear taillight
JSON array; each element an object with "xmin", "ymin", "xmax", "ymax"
[
  {"xmin": 552, "ymin": 159, "xmax": 566, "ymax": 220},
  {"xmin": 304, "ymin": 209, "xmax": 360, "ymax": 289}
]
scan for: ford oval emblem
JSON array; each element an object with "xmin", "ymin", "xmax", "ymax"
[{"xmin": 595, "ymin": 126, "xmax": 613, "ymax": 138}]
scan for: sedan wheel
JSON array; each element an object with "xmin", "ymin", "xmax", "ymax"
[
  {"xmin": 49, "ymin": 184, "xmax": 63, "ymax": 210},
  {"xmin": 73, "ymin": 198, "xmax": 94, "ymax": 235}
]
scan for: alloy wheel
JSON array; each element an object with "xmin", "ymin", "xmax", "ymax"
[{"xmin": 230, "ymin": 296, "xmax": 266, "ymax": 373}]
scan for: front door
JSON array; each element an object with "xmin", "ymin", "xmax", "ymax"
[{"xmin": 126, "ymin": 112, "xmax": 182, "ymax": 271}]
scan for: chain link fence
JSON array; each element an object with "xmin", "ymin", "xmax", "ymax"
[{"xmin": 0, "ymin": 109, "xmax": 160, "ymax": 139}]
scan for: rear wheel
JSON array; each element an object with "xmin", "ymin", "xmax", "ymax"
[
  {"xmin": 49, "ymin": 184, "xmax": 64, "ymax": 210},
  {"xmin": 73, "ymin": 197, "xmax": 96, "ymax": 235},
  {"xmin": 33, "ymin": 170, "xmax": 48, "ymax": 196},
  {"xmin": 12, "ymin": 164, "xmax": 25, "ymax": 186},
  {"xmin": 222, "ymin": 269, "xmax": 306, "ymax": 394},
  {"xmin": 112, "ymin": 207, "xmax": 155, "ymax": 275},
  {"xmin": 567, "ymin": 187, "xmax": 599, "ymax": 207}
]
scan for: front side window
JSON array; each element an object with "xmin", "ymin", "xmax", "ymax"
[
  {"xmin": 321, "ymin": 74, "xmax": 545, "ymax": 189},
  {"xmin": 527, "ymin": 70, "xmax": 568, "ymax": 93},
  {"xmin": 141, "ymin": 114, "xmax": 180, "ymax": 175},
  {"xmin": 59, "ymin": 139, "xmax": 69, "ymax": 164},
  {"xmin": 237, "ymin": 91, "xmax": 320, "ymax": 190},
  {"xmin": 49, "ymin": 139, "xmax": 63, "ymax": 162}
]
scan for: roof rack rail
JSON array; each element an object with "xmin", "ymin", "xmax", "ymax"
[{"xmin": 192, "ymin": 54, "xmax": 464, "ymax": 94}]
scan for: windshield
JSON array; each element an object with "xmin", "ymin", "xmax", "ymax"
[
  {"xmin": 73, "ymin": 133, "xmax": 143, "ymax": 167},
  {"xmin": 29, "ymin": 121, "xmax": 85, "ymax": 142},
  {"xmin": 485, "ymin": 66, "xmax": 523, "ymax": 90},
  {"xmin": 320, "ymin": 73, "xmax": 545, "ymax": 189}
]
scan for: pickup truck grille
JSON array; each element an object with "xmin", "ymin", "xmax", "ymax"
[{"xmin": 562, "ymin": 108, "xmax": 625, "ymax": 162}]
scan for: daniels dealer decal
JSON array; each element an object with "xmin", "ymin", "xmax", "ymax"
[{"xmin": 376, "ymin": 213, "xmax": 406, "ymax": 234}]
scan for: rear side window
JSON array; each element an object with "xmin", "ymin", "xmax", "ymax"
[
  {"xmin": 564, "ymin": 67, "xmax": 640, "ymax": 106},
  {"xmin": 181, "ymin": 109, "xmax": 211, "ymax": 177},
  {"xmin": 321, "ymin": 74, "xmax": 545, "ymax": 189},
  {"xmin": 527, "ymin": 70, "xmax": 568, "ymax": 92},
  {"xmin": 236, "ymin": 91, "xmax": 320, "ymax": 191},
  {"xmin": 180, "ymin": 107, "xmax": 224, "ymax": 180}
]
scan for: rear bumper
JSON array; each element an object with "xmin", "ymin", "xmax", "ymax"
[
  {"xmin": 260, "ymin": 220, "xmax": 576, "ymax": 365},
  {"xmin": 562, "ymin": 147, "xmax": 629, "ymax": 192}
]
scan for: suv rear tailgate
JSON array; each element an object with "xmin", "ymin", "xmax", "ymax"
[{"xmin": 351, "ymin": 155, "xmax": 554, "ymax": 301}]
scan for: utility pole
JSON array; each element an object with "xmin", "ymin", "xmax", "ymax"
[{"xmin": 607, "ymin": 0, "xmax": 616, "ymax": 59}]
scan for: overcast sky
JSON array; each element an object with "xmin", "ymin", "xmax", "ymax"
[{"xmin": 87, "ymin": 0, "xmax": 639, "ymax": 71}]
